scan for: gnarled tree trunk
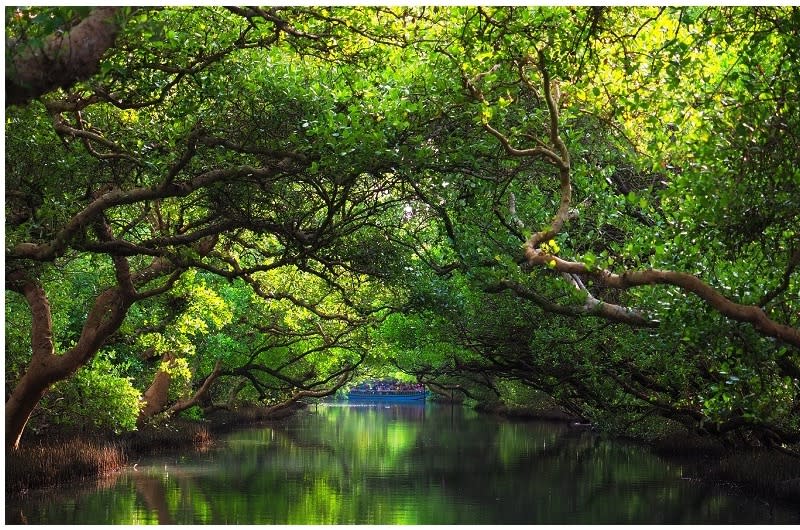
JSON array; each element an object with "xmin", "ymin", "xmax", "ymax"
[
  {"xmin": 6, "ymin": 7, "xmax": 123, "ymax": 107},
  {"xmin": 6, "ymin": 253, "xmax": 176, "ymax": 450},
  {"xmin": 138, "ymin": 353, "xmax": 176, "ymax": 422},
  {"xmin": 5, "ymin": 274, "xmax": 131, "ymax": 450}
]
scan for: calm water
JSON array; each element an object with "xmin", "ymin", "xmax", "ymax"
[{"xmin": 7, "ymin": 403, "xmax": 799, "ymax": 524}]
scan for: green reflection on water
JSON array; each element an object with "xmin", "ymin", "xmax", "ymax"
[{"xmin": 6, "ymin": 403, "xmax": 798, "ymax": 524}]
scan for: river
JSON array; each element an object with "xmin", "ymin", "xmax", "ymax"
[{"xmin": 7, "ymin": 402, "xmax": 799, "ymax": 524}]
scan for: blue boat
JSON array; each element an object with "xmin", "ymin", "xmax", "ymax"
[{"xmin": 347, "ymin": 380, "xmax": 427, "ymax": 402}]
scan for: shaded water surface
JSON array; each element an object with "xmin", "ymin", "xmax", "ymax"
[{"xmin": 7, "ymin": 403, "xmax": 799, "ymax": 524}]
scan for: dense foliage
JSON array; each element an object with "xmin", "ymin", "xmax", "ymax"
[{"xmin": 5, "ymin": 6, "xmax": 799, "ymax": 451}]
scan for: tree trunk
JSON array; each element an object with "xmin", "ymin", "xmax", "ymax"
[
  {"xmin": 6, "ymin": 7, "xmax": 123, "ymax": 106},
  {"xmin": 6, "ymin": 371, "xmax": 54, "ymax": 450},
  {"xmin": 138, "ymin": 353, "xmax": 176, "ymax": 422},
  {"xmin": 5, "ymin": 274, "xmax": 131, "ymax": 450}
]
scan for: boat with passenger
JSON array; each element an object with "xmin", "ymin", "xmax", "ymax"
[{"xmin": 347, "ymin": 380, "xmax": 427, "ymax": 402}]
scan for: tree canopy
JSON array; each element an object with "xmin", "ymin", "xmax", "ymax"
[{"xmin": 5, "ymin": 6, "xmax": 799, "ymax": 451}]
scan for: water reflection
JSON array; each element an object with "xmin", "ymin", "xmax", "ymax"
[{"xmin": 7, "ymin": 403, "xmax": 799, "ymax": 524}]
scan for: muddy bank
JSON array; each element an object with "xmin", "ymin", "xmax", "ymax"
[
  {"xmin": 474, "ymin": 400, "xmax": 580, "ymax": 422},
  {"xmin": 6, "ymin": 402, "xmax": 307, "ymax": 496}
]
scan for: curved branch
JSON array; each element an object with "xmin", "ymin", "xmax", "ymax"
[
  {"xmin": 464, "ymin": 53, "xmax": 571, "ymax": 251},
  {"xmin": 474, "ymin": 54, "xmax": 798, "ymax": 348},
  {"xmin": 261, "ymin": 370, "xmax": 352, "ymax": 417},
  {"xmin": 523, "ymin": 54, "xmax": 572, "ymax": 250},
  {"xmin": 486, "ymin": 278, "xmax": 656, "ymax": 327},
  {"xmin": 168, "ymin": 360, "xmax": 223, "ymax": 415},
  {"xmin": 8, "ymin": 164, "xmax": 287, "ymax": 262},
  {"xmin": 527, "ymin": 253, "xmax": 800, "ymax": 348},
  {"xmin": 5, "ymin": 272, "xmax": 57, "ymax": 365},
  {"xmin": 759, "ymin": 246, "xmax": 800, "ymax": 308},
  {"xmin": 50, "ymin": 111, "xmax": 142, "ymax": 165}
]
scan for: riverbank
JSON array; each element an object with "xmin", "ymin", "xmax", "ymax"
[
  {"xmin": 473, "ymin": 400, "xmax": 579, "ymax": 422},
  {"xmin": 6, "ymin": 403, "xmax": 305, "ymax": 496}
]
